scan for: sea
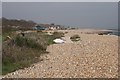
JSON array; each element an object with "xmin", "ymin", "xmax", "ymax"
[{"xmin": 111, "ymin": 30, "xmax": 120, "ymax": 36}]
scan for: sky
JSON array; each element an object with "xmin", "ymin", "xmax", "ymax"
[
  {"xmin": 2, "ymin": 2, "xmax": 118, "ymax": 29},
  {"xmin": 1, "ymin": 0, "xmax": 120, "ymax": 2}
]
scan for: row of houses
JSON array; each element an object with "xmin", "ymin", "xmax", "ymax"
[{"xmin": 33, "ymin": 24, "xmax": 64, "ymax": 31}]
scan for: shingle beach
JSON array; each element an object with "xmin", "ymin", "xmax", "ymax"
[{"xmin": 3, "ymin": 29, "xmax": 118, "ymax": 78}]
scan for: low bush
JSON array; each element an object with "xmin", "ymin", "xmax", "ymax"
[
  {"xmin": 52, "ymin": 32, "xmax": 64, "ymax": 38},
  {"xmin": 2, "ymin": 31, "xmax": 64, "ymax": 75},
  {"xmin": 15, "ymin": 36, "xmax": 46, "ymax": 50},
  {"xmin": 2, "ymin": 35, "xmax": 47, "ymax": 75},
  {"xmin": 45, "ymin": 32, "xmax": 64, "ymax": 45},
  {"xmin": 70, "ymin": 34, "xmax": 81, "ymax": 42}
]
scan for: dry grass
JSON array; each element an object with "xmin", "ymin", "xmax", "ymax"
[{"xmin": 2, "ymin": 31, "xmax": 64, "ymax": 75}]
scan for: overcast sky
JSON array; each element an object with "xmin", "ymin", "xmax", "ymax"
[
  {"xmin": 1, "ymin": 0, "xmax": 120, "ymax": 2},
  {"xmin": 2, "ymin": 2, "xmax": 118, "ymax": 29}
]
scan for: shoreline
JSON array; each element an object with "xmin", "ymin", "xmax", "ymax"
[{"xmin": 58, "ymin": 29, "xmax": 119, "ymax": 36}]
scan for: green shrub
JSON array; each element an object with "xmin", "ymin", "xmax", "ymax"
[
  {"xmin": 52, "ymin": 32, "xmax": 64, "ymax": 38},
  {"xmin": 15, "ymin": 36, "xmax": 45, "ymax": 50},
  {"xmin": 70, "ymin": 34, "xmax": 81, "ymax": 42},
  {"xmin": 2, "ymin": 42, "xmax": 47, "ymax": 75},
  {"xmin": 2, "ymin": 35, "xmax": 47, "ymax": 75},
  {"xmin": 2, "ymin": 31, "xmax": 64, "ymax": 75},
  {"xmin": 46, "ymin": 35, "xmax": 56, "ymax": 45}
]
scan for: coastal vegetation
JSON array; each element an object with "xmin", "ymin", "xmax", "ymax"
[
  {"xmin": 70, "ymin": 34, "xmax": 81, "ymax": 42},
  {"xmin": 2, "ymin": 31, "xmax": 64, "ymax": 75},
  {"xmin": 2, "ymin": 18, "xmax": 64, "ymax": 75}
]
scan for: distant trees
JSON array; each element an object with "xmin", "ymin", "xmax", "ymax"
[{"xmin": 2, "ymin": 17, "xmax": 37, "ymax": 33}]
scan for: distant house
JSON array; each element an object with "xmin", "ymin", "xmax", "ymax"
[
  {"xmin": 48, "ymin": 26, "xmax": 60, "ymax": 30},
  {"xmin": 33, "ymin": 25, "xmax": 45, "ymax": 30}
]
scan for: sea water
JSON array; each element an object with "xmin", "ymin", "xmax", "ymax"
[{"xmin": 112, "ymin": 31, "xmax": 120, "ymax": 36}]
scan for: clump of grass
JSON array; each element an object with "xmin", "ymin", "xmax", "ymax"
[
  {"xmin": 70, "ymin": 34, "xmax": 81, "ymax": 42},
  {"xmin": 52, "ymin": 32, "xmax": 64, "ymax": 38},
  {"xmin": 46, "ymin": 32, "xmax": 64, "ymax": 45},
  {"xmin": 15, "ymin": 35, "xmax": 46, "ymax": 50},
  {"xmin": 46, "ymin": 35, "xmax": 55, "ymax": 45},
  {"xmin": 2, "ymin": 35, "xmax": 47, "ymax": 75},
  {"xmin": 2, "ymin": 41, "xmax": 47, "ymax": 75},
  {"xmin": 2, "ymin": 31, "xmax": 65, "ymax": 75}
]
